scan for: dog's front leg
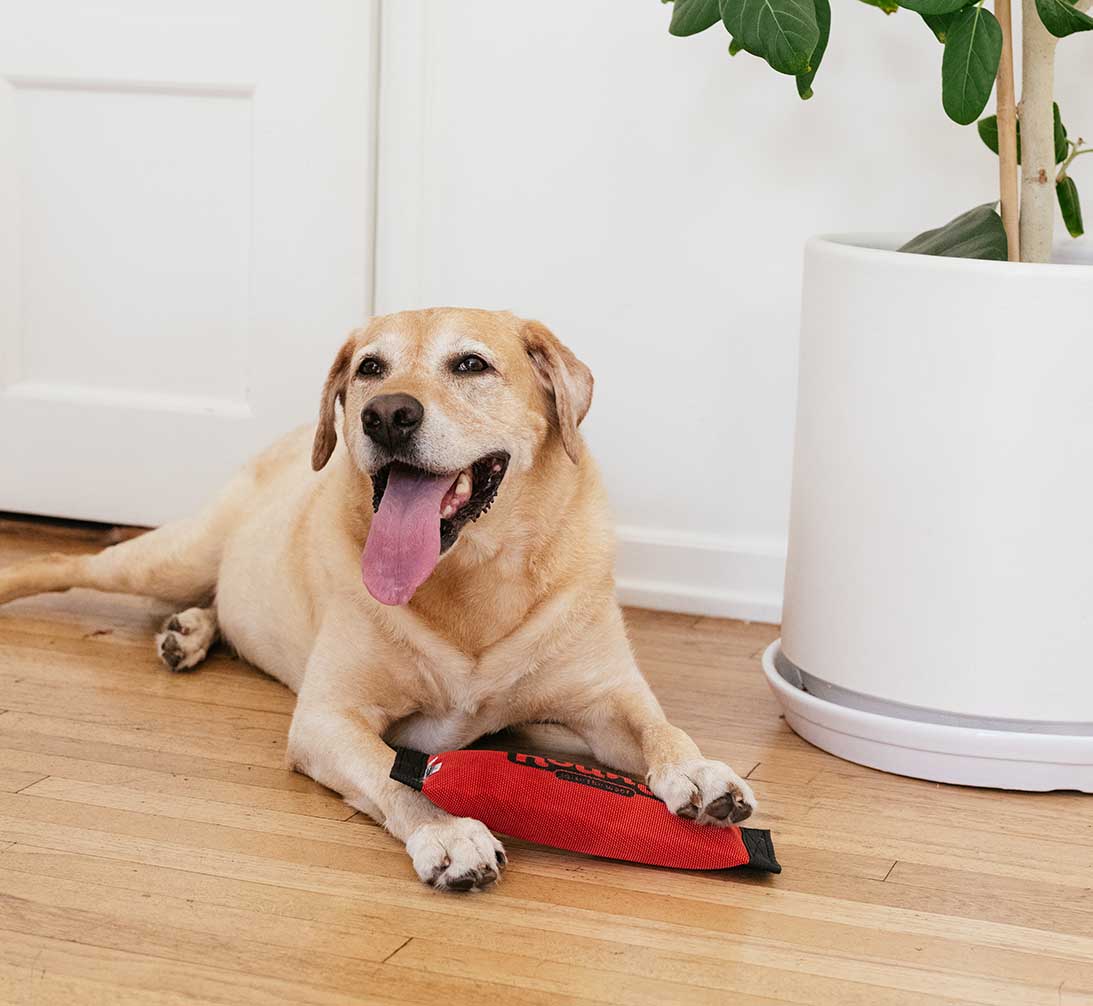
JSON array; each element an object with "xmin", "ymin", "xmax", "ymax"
[
  {"xmin": 287, "ymin": 631, "xmax": 505, "ymax": 892},
  {"xmin": 569, "ymin": 680, "xmax": 757, "ymax": 828}
]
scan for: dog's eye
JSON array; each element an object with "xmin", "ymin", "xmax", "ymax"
[
  {"xmin": 453, "ymin": 354, "xmax": 489, "ymax": 374},
  {"xmin": 357, "ymin": 357, "xmax": 384, "ymax": 378}
]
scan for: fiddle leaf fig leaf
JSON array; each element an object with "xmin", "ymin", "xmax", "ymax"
[
  {"xmin": 1058, "ymin": 176, "xmax": 1084, "ymax": 238},
  {"xmin": 721, "ymin": 0, "xmax": 764, "ymax": 56},
  {"xmin": 897, "ymin": 0, "xmax": 971, "ymax": 15},
  {"xmin": 721, "ymin": 0, "xmax": 820, "ymax": 74},
  {"xmin": 899, "ymin": 203, "xmax": 1008, "ymax": 260},
  {"xmin": 796, "ymin": 0, "xmax": 830, "ymax": 98},
  {"xmin": 920, "ymin": 10, "xmax": 956, "ymax": 39},
  {"xmin": 978, "ymin": 103, "xmax": 1065, "ymax": 164},
  {"xmin": 1034, "ymin": 0, "xmax": 1093, "ymax": 37},
  {"xmin": 669, "ymin": 0, "xmax": 724, "ymax": 35},
  {"xmin": 978, "ymin": 115, "xmax": 1000, "ymax": 153},
  {"xmin": 941, "ymin": 6, "xmax": 1003, "ymax": 125}
]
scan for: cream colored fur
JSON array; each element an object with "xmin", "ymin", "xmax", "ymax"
[{"xmin": 0, "ymin": 308, "xmax": 755, "ymax": 892}]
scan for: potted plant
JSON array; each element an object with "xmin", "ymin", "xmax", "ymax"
[{"xmin": 664, "ymin": 0, "xmax": 1093, "ymax": 791}]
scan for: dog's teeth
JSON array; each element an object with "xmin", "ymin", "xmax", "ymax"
[{"xmin": 455, "ymin": 472, "xmax": 471, "ymax": 496}]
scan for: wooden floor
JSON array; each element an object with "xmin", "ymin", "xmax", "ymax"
[{"xmin": 0, "ymin": 517, "xmax": 1091, "ymax": 1005}]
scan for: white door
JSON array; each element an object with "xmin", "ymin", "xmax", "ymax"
[{"xmin": 0, "ymin": 1, "xmax": 377, "ymax": 525}]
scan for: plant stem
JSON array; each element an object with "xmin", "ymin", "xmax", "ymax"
[
  {"xmin": 995, "ymin": 0, "xmax": 1019, "ymax": 261},
  {"xmin": 1018, "ymin": 0, "xmax": 1058, "ymax": 263},
  {"xmin": 1058, "ymin": 144, "xmax": 1092, "ymax": 179},
  {"xmin": 1019, "ymin": 0, "xmax": 1093, "ymax": 262}
]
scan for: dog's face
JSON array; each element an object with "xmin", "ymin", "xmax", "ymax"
[{"xmin": 311, "ymin": 308, "xmax": 593, "ymax": 605}]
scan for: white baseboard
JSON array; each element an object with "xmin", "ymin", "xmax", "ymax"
[{"xmin": 615, "ymin": 525, "xmax": 785, "ymax": 625}]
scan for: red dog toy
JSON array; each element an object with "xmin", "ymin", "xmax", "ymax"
[{"xmin": 391, "ymin": 747, "xmax": 779, "ymax": 873}]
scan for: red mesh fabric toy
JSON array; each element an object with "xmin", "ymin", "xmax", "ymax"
[{"xmin": 391, "ymin": 747, "xmax": 779, "ymax": 873}]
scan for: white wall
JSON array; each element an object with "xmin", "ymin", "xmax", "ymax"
[{"xmin": 375, "ymin": 0, "xmax": 1090, "ymax": 623}]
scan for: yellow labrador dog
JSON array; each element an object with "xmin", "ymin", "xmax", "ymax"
[{"xmin": 0, "ymin": 308, "xmax": 756, "ymax": 891}]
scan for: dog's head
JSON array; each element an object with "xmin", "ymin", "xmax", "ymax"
[{"xmin": 312, "ymin": 308, "xmax": 593, "ymax": 606}]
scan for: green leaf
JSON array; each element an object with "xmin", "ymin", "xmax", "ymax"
[
  {"xmin": 669, "ymin": 0, "xmax": 723, "ymax": 36},
  {"xmin": 1053, "ymin": 102, "xmax": 1069, "ymax": 163},
  {"xmin": 859, "ymin": 0, "xmax": 900, "ymax": 13},
  {"xmin": 979, "ymin": 104, "xmax": 1065, "ymax": 164},
  {"xmin": 720, "ymin": 0, "xmax": 820, "ymax": 74},
  {"xmin": 1058, "ymin": 176, "xmax": 1084, "ymax": 238},
  {"xmin": 941, "ymin": 6, "xmax": 1003, "ymax": 125},
  {"xmin": 722, "ymin": 0, "xmax": 763, "ymax": 56},
  {"xmin": 1034, "ymin": 0, "xmax": 1093, "ymax": 37},
  {"xmin": 729, "ymin": 36, "xmax": 745, "ymax": 53},
  {"xmin": 977, "ymin": 115, "xmax": 999, "ymax": 153},
  {"xmin": 920, "ymin": 10, "xmax": 957, "ymax": 39},
  {"xmin": 796, "ymin": 0, "xmax": 830, "ymax": 98},
  {"xmin": 899, "ymin": 203, "xmax": 1008, "ymax": 260},
  {"xmin": 897, "ymin": 0, "xmax": 970, "ymax": 15},
  {"xmin": 977, "ymin": 114, "xmax": 1022, "ymax": 163}
]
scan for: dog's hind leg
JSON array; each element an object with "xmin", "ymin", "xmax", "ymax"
[
  {"xmin": 0, "ymin": 475, "xmax": 253, "ymax": 609},
  {"xmin": 0, "ymin": 427, "xmax": 310, "ymax": 610}
]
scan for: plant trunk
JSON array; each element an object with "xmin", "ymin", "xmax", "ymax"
[
  {"xmin": 1019, "ymin": 0, "xmax": 1057, "ymax": 264},
  {"xmin": 995, "ymin": 0, "xmax": 1020, "ymax": 261}
]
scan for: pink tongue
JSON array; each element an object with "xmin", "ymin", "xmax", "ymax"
[{"xmin": 361, "ymin": 465, "xmax": 457, "ymax": 606}]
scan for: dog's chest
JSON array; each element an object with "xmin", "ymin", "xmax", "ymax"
[
  {"xmin": 387, "ymin": 655, "xmax": 530, "ymax": 751},
  {"xmin": 385, "ymin": 710, "xmax": 484, "ymax": 753}
]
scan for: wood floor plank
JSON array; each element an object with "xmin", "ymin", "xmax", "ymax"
[
  {"xmin": 0, "ymin": 883, "xmax": 596, "ymax": 1006},
  {"xmin": 0, "ymin": 928, "xmax": 375, "ymax": 1005},
  {"xmin": 0, "ymin": 715, "xmax": 323, "ymax": 789},
  {"xmin": 4, "ymin": 810, "xmax": 1087, "ymax": 1001},
  {"xmin": 0, "ymin": 825, "xmax": 1076, "ymax": 1004},
  {"xmin": 0, "ymin": 870, "xmax": 390, "ymax": 997},
  {"xmin": 386, "ymin": 934, "xmax": 979, "ymax": 1006},
  {"xmin": 1, "ymin": 516, "xmax": 1089, "ymax": 1004},
  {"xmin": 0, "ymin": 768, "xmax": 46, "ymax": 794},
  {"xmin": 0, "ymin": 710, "xmax": 287, "ymax": 768},
  {"xmin": 18, "ymin": 776, "xmax": 364, "ymax": 842},
  {"xmin": 0, "ymin": 673, "xmax": 292, "ymax": 740},
  {"xmin": 886, "ymin": 860, "xmax": 1093, "ymax": 916},
  {"xmin": 0, "ymin": 639, "xmax": 296, "ymax": 714},
  {"xmin": 0, "ymin": 746, "xmax": 350, "ymax": 819},
  {"xmin": 0, "ymin": 843, "xmax": 1058, "ymax": 1005},
  {"xmin": 0, "ymin": 960, "xmax": 211, "ymax": 1006}
]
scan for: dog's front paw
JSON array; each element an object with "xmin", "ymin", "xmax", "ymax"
[
  {"xmin": 648, "ymin": 758, "xmax": 756, "ymax": 827},
  {"xmin": 406, "ymin": 817, "xmax": 507, "ymax": 892}
]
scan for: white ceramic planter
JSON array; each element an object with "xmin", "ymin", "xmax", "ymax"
[{"xmin": 766, "ymin": 235, "xmax": 1093, "ymax": 792}]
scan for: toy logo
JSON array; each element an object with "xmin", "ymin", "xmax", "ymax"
[
  {"xmin": 506, "ymin": 751, "xmax": 659, "ymax": 801},
  {"xmin": 424, "ymin": 756, "xmax": 442, "ymax": 779}
]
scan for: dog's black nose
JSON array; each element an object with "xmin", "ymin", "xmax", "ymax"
[{"xmin": 361, "ymin": 393, "xmax": 424, "ymax": 450}]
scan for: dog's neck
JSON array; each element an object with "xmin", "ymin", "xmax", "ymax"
[{"xmin": 335, "ymin": 434, "xmax": 609, "ymax": 655}]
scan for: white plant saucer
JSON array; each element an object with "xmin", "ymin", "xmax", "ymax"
[{"xmin": 761, "ymin": 640, "xmax": 1093, "ymax": 793}]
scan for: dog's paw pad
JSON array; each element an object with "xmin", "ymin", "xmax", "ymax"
[
  {"xmin": 155, "ymin": 608, "xmax": 217, "ymax": 673},
  {"xmin": 443, "ymin": 866, "xmax": 498, "ymax": 892},
  {"xmin": 705, "ymin": 790, "xmax": 753, "ymax": 824},
  {"xmin": 158, "ymin": 632, "xmax": 184, "ymax": 669},
  {"xmin": 648, "ymin": 758, "xmax": 757, "ymax": 828},
  {"xmin": 407, "ymin": 817, "xmax": 506, "ymax": 893}
]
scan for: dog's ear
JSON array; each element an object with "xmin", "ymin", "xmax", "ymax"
[
  {"xmin": 312, "ymin": 337, "xmax": 355, "ymax": 471},
  {"xmin": 522, "ymin": 320, "xmax": 594, "ymax": 464}
]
